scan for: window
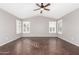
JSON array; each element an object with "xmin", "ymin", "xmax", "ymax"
[
  {"xmin": 57, "ymin": 19, "xmax": 62, "ymax": 34},
  {"xmin": 23, "ymin": 21, "xmax": 30, "ymax": 33},
  {"xmin": 16, "ymin": 20, "xmax": 21, "ymax": 34},
  {"xmin": 49, "ymin": 21, "xmax": 56, "ymax": 33}
]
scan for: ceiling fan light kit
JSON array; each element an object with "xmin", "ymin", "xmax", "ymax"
[{"xmin": 34, "ymin": 3, "xmax": 51, "ymax": 14}]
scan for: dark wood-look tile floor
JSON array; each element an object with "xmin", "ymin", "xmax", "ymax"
[{"xmin": 0, "ymin": 37, "xmax": 79, "ymax": 55}]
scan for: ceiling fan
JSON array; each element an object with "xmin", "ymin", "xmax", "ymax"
[{"xmin": 34, "ymin": 3, "xmax": 51, "ymax": 13}]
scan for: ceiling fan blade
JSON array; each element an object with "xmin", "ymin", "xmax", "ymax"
[
  {"xmin": 33, "ymin": 8, "xmax": 41, "ymax": 11},
  {"xmin": 36, "ymin": 3, "xmax": 41, "ymax": 7},
  {"xmin": 44, "ymin": 3, "xmax": 50, "ymax": 7},
  {"xmin": 44, "ymin": 8, "xmax": 50, "ymax": 11}
]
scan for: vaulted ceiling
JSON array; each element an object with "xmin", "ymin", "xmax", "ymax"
[{"xmin": 0, "ymin": 3, "xmax": 79, "ymax": 19}]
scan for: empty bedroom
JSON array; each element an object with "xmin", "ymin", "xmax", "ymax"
[{"xmin": 0, "ymin": 3, "xmax": 79, "ymax": 55}]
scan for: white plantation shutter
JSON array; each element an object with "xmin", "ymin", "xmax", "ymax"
[
  {"xmin": 23, "ymin": 21, "xmax": 30, "ymax": 33},
  {"xmin": 49, "ymin": 21, "xmax": 56, "ymax": 33}
]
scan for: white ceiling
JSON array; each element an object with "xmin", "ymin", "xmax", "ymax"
[{"xmin": 0, "ymin": 3, "xmax": 79, "ymax": 19}]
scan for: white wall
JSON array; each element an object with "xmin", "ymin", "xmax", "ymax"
[
  {"xmin": 0, "ymin": 9, "xmax": 22, "ymax": 46},
  {"xmin": 57, "ymin": 8, "xmax": 79, "ymax": 47},
  {"xmin": 22, "ymin": 16, "xmax": 57, "ymax": 37}
]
